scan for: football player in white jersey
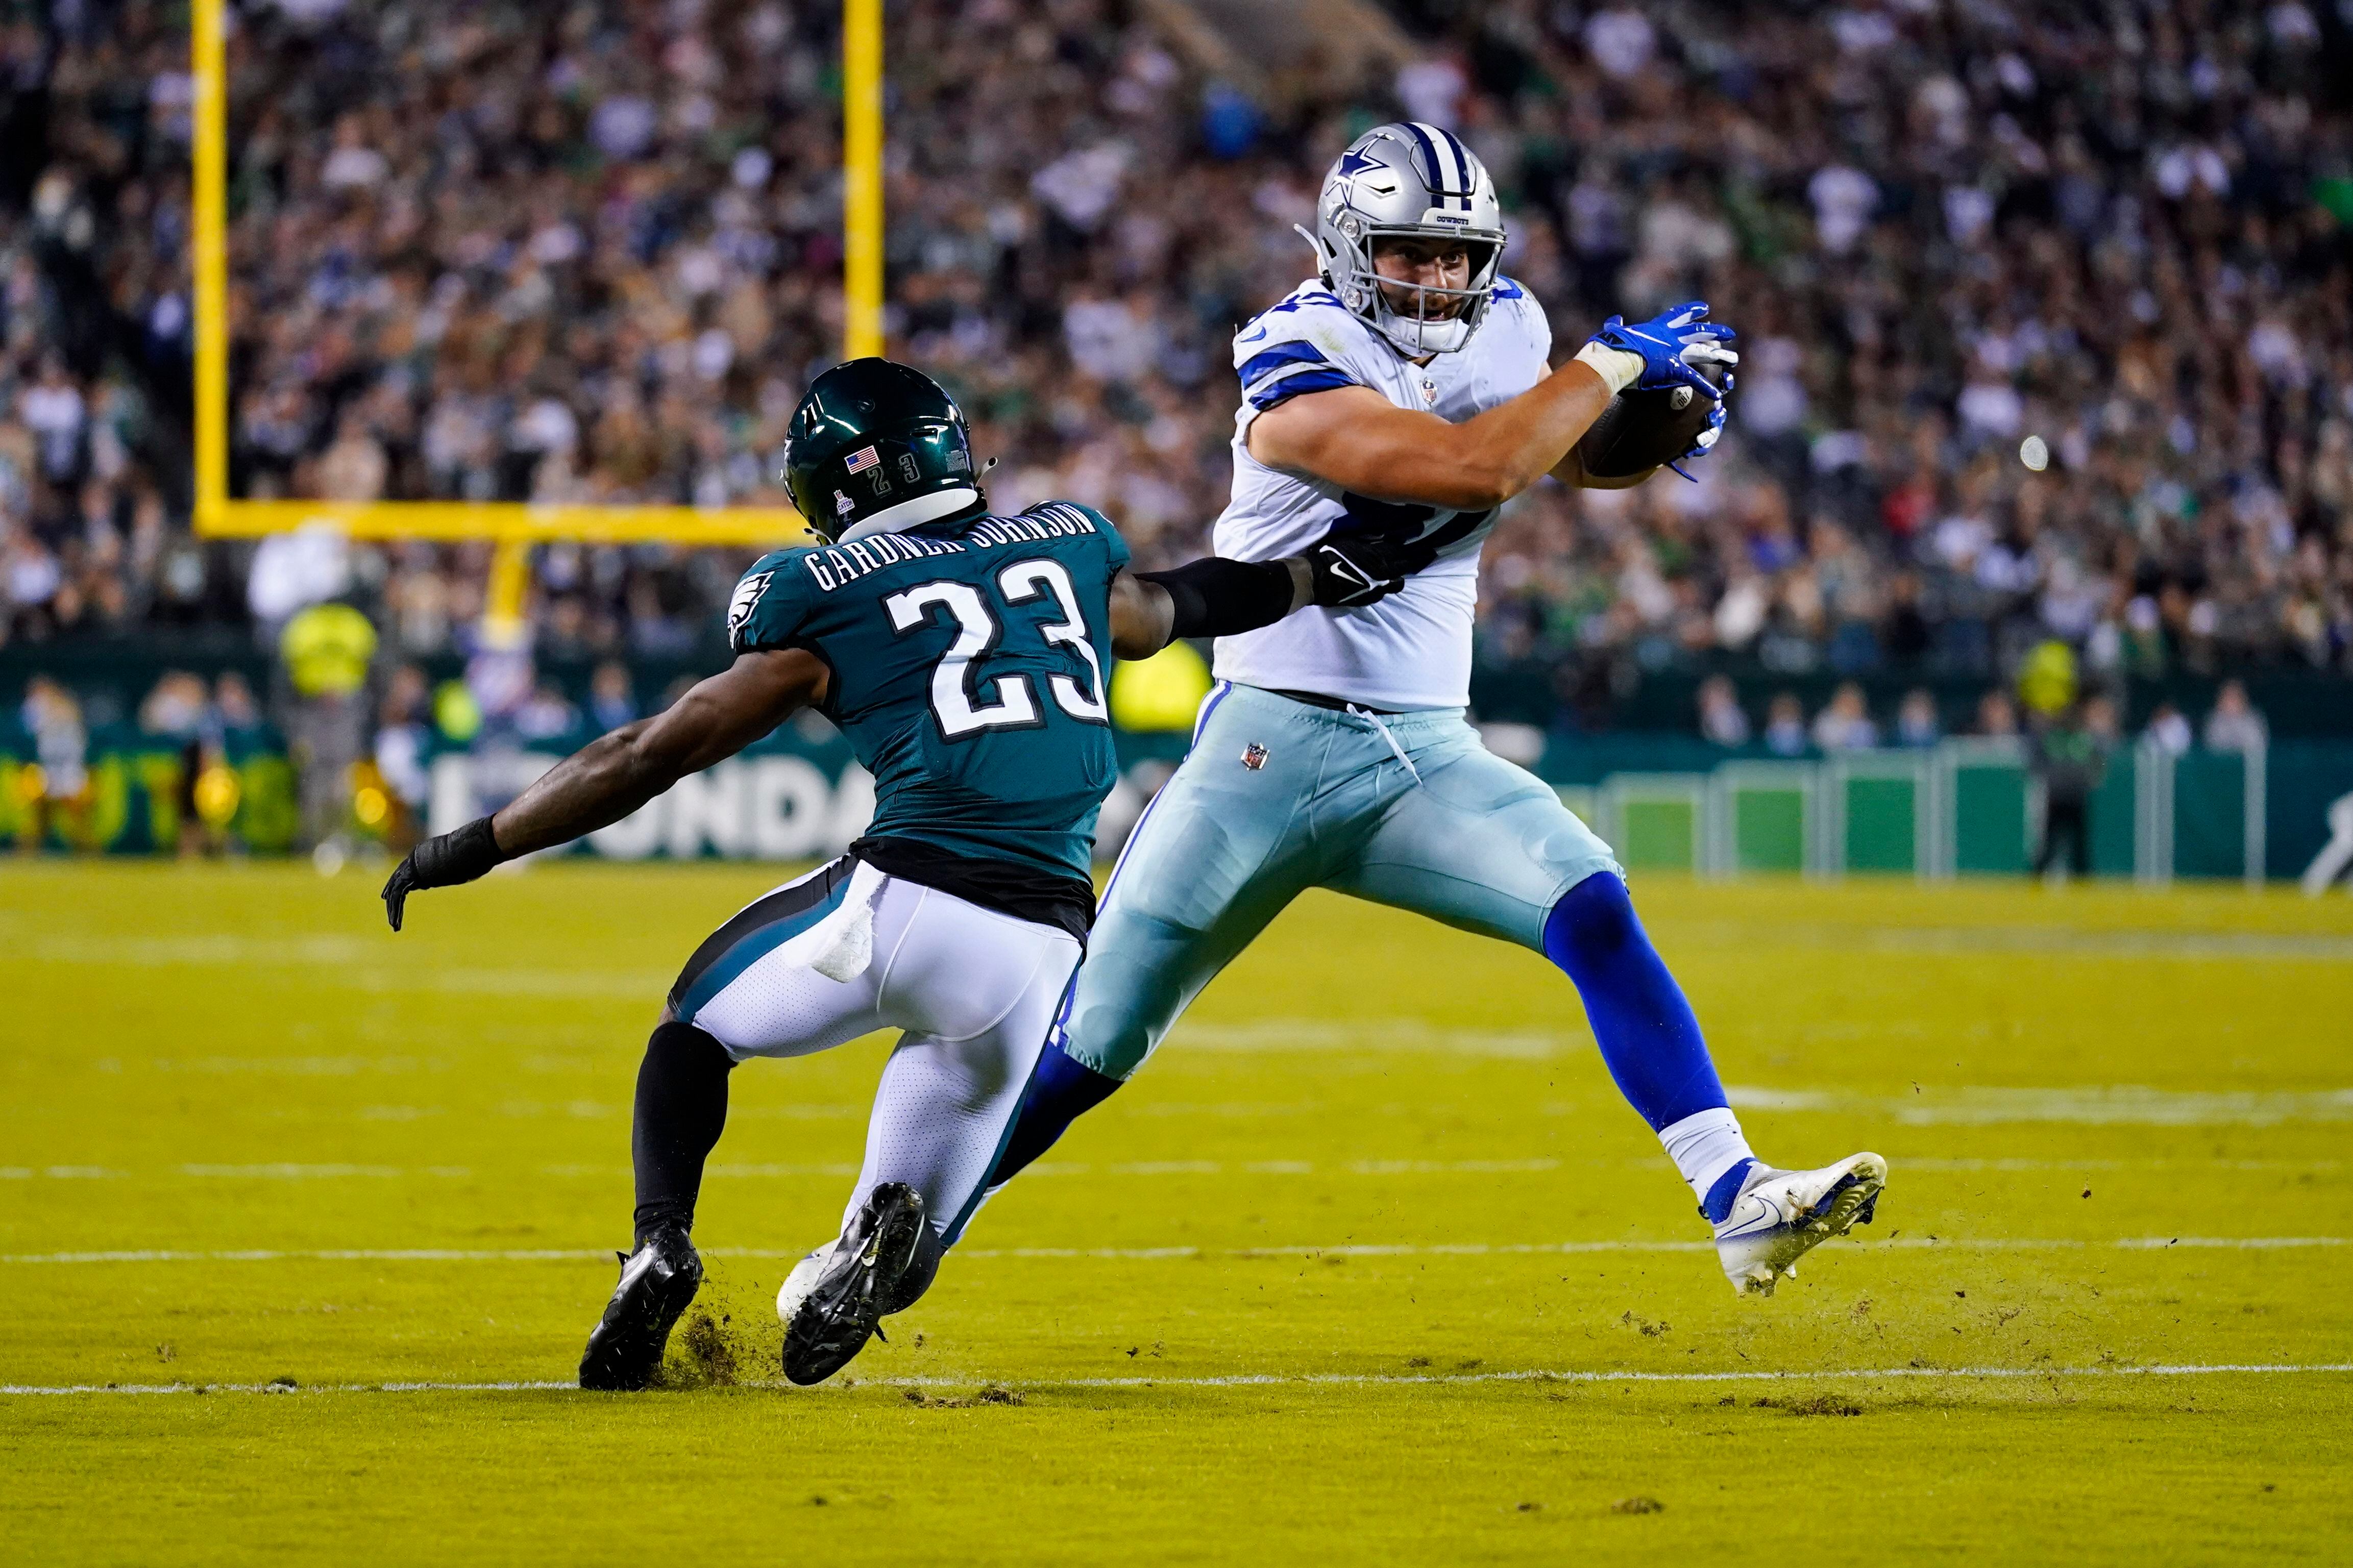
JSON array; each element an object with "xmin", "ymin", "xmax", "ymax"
[{"xmin": 982, "ymin": 122, "xmax": 1886, "ymax": 1296}]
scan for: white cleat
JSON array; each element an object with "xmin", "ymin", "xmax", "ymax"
[
  {"xmin": 1713, "ymin": 1152, "xmax": 1888, "ymax": 1297},
  {"xmin": 776, "ymin": 1240, "xmax": 838, "ymax": 1323}
]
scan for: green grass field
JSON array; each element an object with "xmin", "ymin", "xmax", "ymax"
[{"xmin": 4, "ymin": 861, "xmax": 2350, "ymax": 1564}]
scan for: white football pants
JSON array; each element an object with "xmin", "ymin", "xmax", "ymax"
[{"xmin": 677, "ymin": 859, "xmax": 1080, "ymax": 1241}]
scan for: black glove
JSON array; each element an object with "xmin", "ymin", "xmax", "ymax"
[
  {"xmin": 1302, "ymin": 532, "xmax": 1436, "ymax": 608},
  {"xmin": 381, "ymin": 816, "xmax": 505, "ymax": 932}
]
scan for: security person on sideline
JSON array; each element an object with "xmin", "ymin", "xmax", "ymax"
[{"xmin": 280, "ymin": 598, "xmax": 378, "ymax": 852}]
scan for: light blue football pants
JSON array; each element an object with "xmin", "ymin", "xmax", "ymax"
[{"xmin": 1062, "ymin": 682, "xmax": 1623, "ymax": 1080}]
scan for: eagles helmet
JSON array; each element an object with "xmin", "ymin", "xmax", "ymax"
[
  {"xmin": 781, "ymin": 359, "xmax": 983, "ymax": 544},
  {"xmin": 1301, "ymin": 122, "xmax": 1507, "ymax": 356}
]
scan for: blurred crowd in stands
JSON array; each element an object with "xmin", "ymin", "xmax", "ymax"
[{"xmin": 0, "ymin": 0, "xmax": 2349, "ymax": 729}]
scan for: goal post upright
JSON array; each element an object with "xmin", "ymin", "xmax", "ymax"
[
  {"xmin": 843, "ymin": 0, "xmax": 886, "ymax": 361},
  {"xmin": 190, "ymin": 0, "xmax": 229, "ymax": 532},
  {"xmin": 184, "ymin": 0, "xmax": 903, "ymax": 624}
]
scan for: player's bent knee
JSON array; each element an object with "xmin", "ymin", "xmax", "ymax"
[
  {"xmin": 1063, "ymin": 994, "xmax": 1161, "ymax": 1080},
  {"xmin": 1541, "ymin": 871, "xmax": 1639, "ymax": 964},
  {"xmin": 647, "ymin": 1018, "xmax": 736, "ymax": 1076}
]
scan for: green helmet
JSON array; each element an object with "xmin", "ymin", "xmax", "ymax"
[{"xmin": 781, "ymin": 359, "xmax": 983, "ymax": 543}]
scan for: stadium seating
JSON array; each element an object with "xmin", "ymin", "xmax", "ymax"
[{"xmin": 0, "ymin": 1, "xmax": 2345, "ymax": 730}]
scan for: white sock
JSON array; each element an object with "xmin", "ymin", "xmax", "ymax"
[{"xmin": 1658, "ymin": 1107, "xmax": 1756, "ymax": 1213}]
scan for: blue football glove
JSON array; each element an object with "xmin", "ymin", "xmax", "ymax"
[
  {"xmin": 1587, "ymin": 301, "xmax": 1739, "ymax": 393},
  {"xmin": 1666, "ymin": 373, "xmax": 1733, "ymax": 483}
]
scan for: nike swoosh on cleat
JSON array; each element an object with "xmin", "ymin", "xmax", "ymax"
[{"xmin": 1719, "ymin": 1197, "xmax": 1784, "ymax": 1240}]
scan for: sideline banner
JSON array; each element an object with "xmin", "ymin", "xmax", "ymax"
[
  {"xmin": 0, "ymin": 732, "xmax": 298, "ymax": 854},
  {"xmin": 9, "ymin": 721, "xmax": 2344, "ymax": 880},
  {"xmin": 426, "ymin": 727, "xmax": 877, "ymax": 862}
]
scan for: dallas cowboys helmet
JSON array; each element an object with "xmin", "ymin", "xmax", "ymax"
[{"xmin": 1302, "ymin": 122, "xmax": 1507, "ymax": 357}]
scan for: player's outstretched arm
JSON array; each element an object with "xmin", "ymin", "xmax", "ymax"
[
  {"xmin": 1248, "ymin": 367, "xmax": 1611, "ymax": 512},
  {"xmin": 1105, "ymin": 534, "xmax": 1431, "ymax": 660},
  {"xmin": 1248, "ymin": 302, "xmax": 1735, "ymax": 510},
  {"xmin": 380, "ymin": 649, "xmax": 827, "ymax": 930}
]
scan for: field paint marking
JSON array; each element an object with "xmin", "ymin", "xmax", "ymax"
[
  {"xmin": 1728, "ymin": 1084, "xmax": 2353, "ymax": 1126},
  {"xmin": 1026, "ymin": 1158, "xmax": 1564, "ymax": 1179},
  {"xmin": 26, "ymin": 936, "xmax": 674, "ymax": 998},
  {"xmin": 1, "ymin": 1249, "xmax": 624, "ymax": 1264},
  {"xmin": 1172, "ymin": 1021, "xmax": 1580, "ymax": 1059},
  {"xmin": 8, "ymin": 1363, "xmax": 2353, "ymax": 1399},
  {"xmin": 30, "ymin": 935, "xmax": 378, "ymax": 966},
  {"xmin": 1895, "ymin": 1158, "xmax": 2343, "ymax": 1173},
  {"xmin": 102, "ymin": 1056, "xmax": 448, "ymax": 1077},
  {"xmin": 0, "ymin": 1381, "xmax": 580, "ymax": 1396},
  {"xmin": 882, "ymin": 1362, "xmax": 2353, "ymax": 1392},
  {"xmin": 5, "ymin": 1237, "xmax": 2344, "ymax": 1266},
  {"xmin": 178, "ymin": 1164, "xmax": 474, "ymax": 1180},
  {"xmin": 11, "ymin": 1155, "xmax": 2334, "ymax": 1184},
  {"xmin": 947, "ymin": 1237, "xmax": 2351, "ymax": 1261},
  {"xmin": 29, "ymin": 926, "xmax": 2353, "ymax": 969},
  {"xmin": 1668, "ymin": 922, "xmax": 2353, "ymax": 963}
]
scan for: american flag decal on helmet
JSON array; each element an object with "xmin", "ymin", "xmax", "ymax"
[{"xmin": 843, "ymin": 445, "xmax": 880, "ymax": 474}]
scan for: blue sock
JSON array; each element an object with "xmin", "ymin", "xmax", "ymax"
[
  {"xmin": 987, "ymin": 1041, "xmax": 1122, "ymax": 1192},
  {"xmin": 1542, "ymin": 874, "xmax": 1755, "ymax": 1223}
]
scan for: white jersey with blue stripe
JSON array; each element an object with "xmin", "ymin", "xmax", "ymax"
[{"xmin": 1210, "ymin": 275, "xmax": 1552, "ymax": 710}]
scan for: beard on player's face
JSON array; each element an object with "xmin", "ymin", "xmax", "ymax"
[{"xmin": 1370, "ymin": 237, "xmax": 1477, "ymax": 319}]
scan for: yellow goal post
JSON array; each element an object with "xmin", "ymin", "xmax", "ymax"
[{"xmin": 188, "ymin": 0, "xmax": 888, "ymax": 628}]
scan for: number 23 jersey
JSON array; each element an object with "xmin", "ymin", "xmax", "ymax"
[
  {"xmin": 728, "ymin": 503, "xmax": 1130, "ymax": 887},
  {"xmin": 1212, "ymin": 275, "xmax": 1552, "ymax": 710}
]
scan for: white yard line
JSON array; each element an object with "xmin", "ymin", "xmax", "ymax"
[
  {"xmin": 2, "ymin": 1236, "xmax": 2342, "ymax": 1266},
  {"xmin": 1727, "ymin": 1085, "xmax": 2353, "ymax": 1126},
  {"xmin": 6, "ymin": 1363, "xmax": 2351, "ymax": 1398},
  {"xmin": 9, "ymin": 1154, "xmax": 2335, "ymax": 1184},
  {"xmin": 1663, "ymin": 923, "xmax": 2353, "ymax": 963}
]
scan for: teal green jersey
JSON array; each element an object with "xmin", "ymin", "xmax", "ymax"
[{"xmin": 728, "ymin": 502, "xmax": 1131, "ymax": 885}]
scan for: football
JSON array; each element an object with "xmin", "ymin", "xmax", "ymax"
[{"xmin": 1573, "ymin": 367, "xmax": 1728, "ymax": 481}]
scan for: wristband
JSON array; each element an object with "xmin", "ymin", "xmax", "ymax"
[
  {"xmin": 416, "ymin": 815, "xmax": 506, "ymax": 888},
  {"xmin": 1573, "ymin": 340, "xmax": 1645, "ymax": 396}
]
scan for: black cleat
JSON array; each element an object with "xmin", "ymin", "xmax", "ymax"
[
  {"xmin": 778, "ymin": 1183, "xmax": 935, "ymax": 1386},
  {"xmin": 579, "ymin": 1227, "xmax": 702, "ymax": 1391}
]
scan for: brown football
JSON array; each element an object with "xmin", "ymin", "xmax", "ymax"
[{"xmin": 1573, "ymin": 369, "xmax": 1727, "ymax": 481}]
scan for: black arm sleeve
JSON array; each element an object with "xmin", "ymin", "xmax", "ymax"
[{"xmin": 1135, "ymin": 557, "xmax": 1297, "ymax": 640}]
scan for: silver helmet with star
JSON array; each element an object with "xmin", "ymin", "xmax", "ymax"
[{"xmin": 1301, "ymin": 121, "xmax": 1507, "ymax": 356}]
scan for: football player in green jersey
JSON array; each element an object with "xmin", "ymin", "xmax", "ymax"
[{"xmin": 380, "ymin": 359, "xmax": 1423, "ymax": 1389}]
